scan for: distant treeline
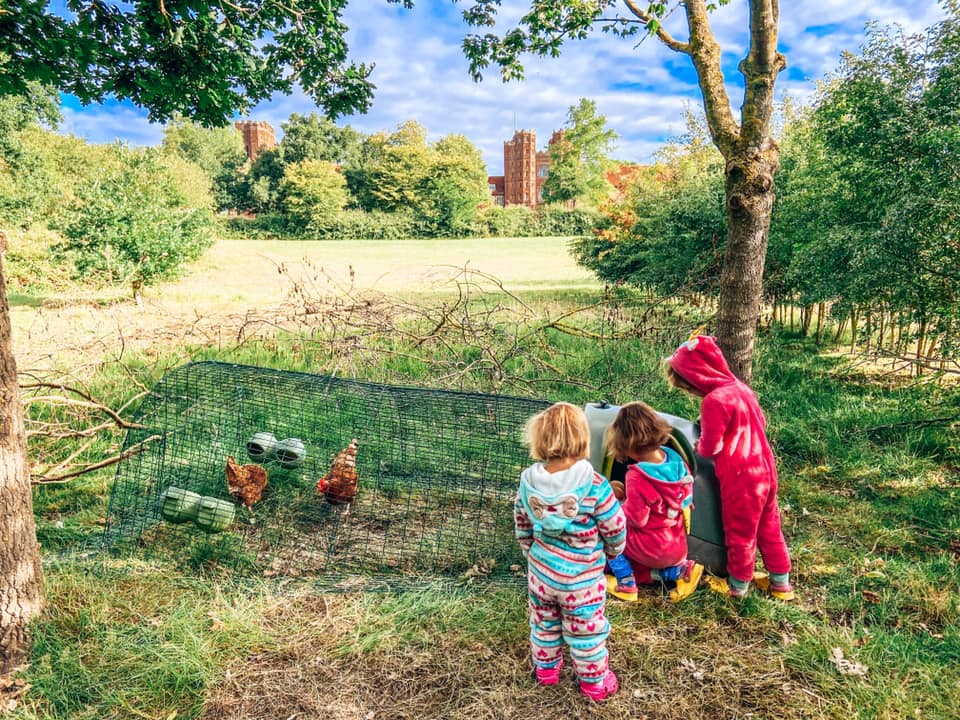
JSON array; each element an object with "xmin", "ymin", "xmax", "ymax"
[{"xmin": 0, "ymin": 100, "xmax": 598, "ymax": 295}]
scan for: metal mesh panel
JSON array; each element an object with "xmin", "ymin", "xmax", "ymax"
[{"xmin": 101, "ymin": 362, "xmax": 550, "ymax": 589}]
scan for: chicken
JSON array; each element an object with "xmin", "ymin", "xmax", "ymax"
[
  {"xmin": 317, "ymin": 438, "xmax": 359, "ymax": 509},
  {"xmin": 226, "ymin": 455, "xmax": 268, "ymax": 510}
]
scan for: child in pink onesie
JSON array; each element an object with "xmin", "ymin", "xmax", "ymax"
[
  {"xmin": 667, "ymin": 335, "xmax": 794, "ymax": 600},
  {"xmin": 605, "ymin": 401, "xmax": 704, "ymax": 602}
]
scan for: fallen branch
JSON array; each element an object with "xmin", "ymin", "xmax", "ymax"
[
  {"xmin": 865, "ymin": 415, "xmax": 959, "ymax": 434},
  {"xmin": 32, "ymin": 434, "xmax": 163, "ymax": 484}
]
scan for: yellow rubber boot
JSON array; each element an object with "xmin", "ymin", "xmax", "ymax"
[
  {"xmin": 705, "ymin": 575, "xmax": 750, "ymax": 599},
  {"xmin": 669, "ymin": 561, "xmax": 704, "ymax": 602},
  {"xmin": 753, "ymin": 572, "xmax": 796, "ymax": 601},
  {"xmin": 605, "ymin": 574, "xmax": 638, "ymax": 602},
  {"xmin": 705, "ymin": 575, "xmax": 729, "ymax": 595}
]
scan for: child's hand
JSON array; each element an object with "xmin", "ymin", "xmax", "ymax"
[{"xmin": 610, "ymin": 480, "xmax": 626, "ymax": 502}]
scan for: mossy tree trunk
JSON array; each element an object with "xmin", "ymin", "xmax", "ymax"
[
  {"xmin": 683, "ymin": 0, "xmax": 785, "ymax": 383},
  {"xmin": 0, "ymin": 235, "xmax": 43, "ymax": 674},
  {"xmin": 716, "ymin": 140, "xmax": 780, "ymax": 380}
]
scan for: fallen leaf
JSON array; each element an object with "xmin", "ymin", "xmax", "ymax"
[
  {"xmin": 828, "ymin": 647, "xmax": 869, "ymax": 677},
  {"xmin": 861, "ymin": 590, "xmax": 881, "ymax": 604},
  {"xmin": 679, "ymin": 657, "xmax": 705, "ymax": 681}
]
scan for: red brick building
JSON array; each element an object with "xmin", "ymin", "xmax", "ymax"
[
  {"xmin": 488, "ymin": 129, "xmax": 562, "ymax": 208},
  {"xmin": 234, "ymin": 120, "xmax": 276, "ymax": 162}
]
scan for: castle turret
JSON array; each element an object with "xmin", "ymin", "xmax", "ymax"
[{"xmin": 234, "ymin": 120, "xmax": 276, "ymax": 162}]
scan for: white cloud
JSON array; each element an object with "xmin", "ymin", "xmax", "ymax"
[
  {"xmin": 57, "ymin": 1, "xmax": 948, "ymax": 171},
  {"xmin": 59, "ymin": 104, "xmax": 163, "ymax": 147}
]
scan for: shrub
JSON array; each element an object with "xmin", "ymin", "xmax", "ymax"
[
  {"xmin": 53, "ymin": 146, "xmax": 214, "ymax": 287},
  {"xmin": 280, "ymin": 159, "xmax": 348, "ymax": 232}
]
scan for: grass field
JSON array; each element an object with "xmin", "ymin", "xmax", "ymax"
[
  {"xmin": 9, "ymin": 234, "xmax": 960, "ymax": 720},
  {"xmin": 10, "ymin": 236, "xmax": 596, "ymax": 374}
]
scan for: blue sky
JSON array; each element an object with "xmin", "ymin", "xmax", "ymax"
[{"xmin": 57, "ymin": 1, "xmax": 947, "ymax": 174}]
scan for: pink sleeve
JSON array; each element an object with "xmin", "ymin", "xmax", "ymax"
[
  {"xmin": 696, "ymin": 394, "xmax": 728, "ymax": 459},
  {"xmin": 623, "ymin": 465, "xmax": 652, "ymax": 529}
]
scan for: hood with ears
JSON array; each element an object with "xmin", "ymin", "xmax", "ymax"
[{"xmin": 667, "ymin": 335, "xmax": 737, "ymax": 394}]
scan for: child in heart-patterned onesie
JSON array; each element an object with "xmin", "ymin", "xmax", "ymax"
[{"xmin": 515, "ymin": 402, "xmax": 626, "ymax": 702}]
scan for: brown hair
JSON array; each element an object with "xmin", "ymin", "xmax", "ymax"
[
  {"xmin": 605, "ymin": 401, "xmax": 673, "ymax": 463},
  {"xmin": 665, "ymin": 364, "xmax": 701, "ymax": 396},
  {"xmin": 523, "ymin": 402, "xmax": 590, "ymax": 461}
]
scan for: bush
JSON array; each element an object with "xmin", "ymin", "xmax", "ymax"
[
  {"xmin": 478, "ymin": 205, "xmax": 534, "ymax": 237},
  {"xmin": 53, "ymin": 146, "xmax": 214, "ymax": 287},
  {"xmin": 478, "ymin": 205, "xmax": 600, "ymax": 238},
  {"xmin": 280, "ymin": 159, "xmax": 348, "ymax": 231},
  {"xmin": 3, "ymin": 224, "xmax": 75, "ymax": 294}
]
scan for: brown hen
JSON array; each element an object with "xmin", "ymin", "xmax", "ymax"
[
  {"xmin": 317, "ymin": 439, "xmax": 359, "ymax": 508},
  {"xmin": 226, "ymin": 455, "xmax": 268, "ymax": 509}
]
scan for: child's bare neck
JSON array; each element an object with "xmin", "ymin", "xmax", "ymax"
[
  {"xmin": 544, "ymin": 457, "xmax": 580, "ymax": 473},
  {"xmin": 632, "ymin": 447, "xmax": 665, "ymax": 464}
]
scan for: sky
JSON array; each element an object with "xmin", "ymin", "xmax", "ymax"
[{"xmin": 57, "ymin": 1, "xmax": 947, "ymax": 175}]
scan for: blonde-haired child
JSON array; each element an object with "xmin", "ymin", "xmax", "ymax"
[
  {"xmin": 605, "ymin": 401, "xmax": 704, "ymax": 602},
  {"xmin": 516, "ymin": 401, "xmax": 625, "ymax": 701}
]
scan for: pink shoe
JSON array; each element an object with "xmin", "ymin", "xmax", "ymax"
[
  {"xmin": 535, "ymin": 658, "xmax": 562, "ymax": 686},
  {"xmin": 580, "ymin": 670, "xmax": 618, "ymax": 701}
]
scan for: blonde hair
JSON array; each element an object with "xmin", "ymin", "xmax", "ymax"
[
  {"xmin": 523, "ymin": 402, "xmax": 590, "ymax": 461},
  {"xmin": 605, "ymin": 401, "xmax": 673, "ymax": 463},
  {"xmin": 665, "ymin": 364, "xmax": 700, "ymax": 396}
]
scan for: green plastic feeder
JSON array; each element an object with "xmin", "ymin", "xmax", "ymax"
[
  {"xmin": 275, "ymin": 437, "xmax": 306, "ymax": 468},
  {"xmin": 246, "ymin": 431, "xmax": 278, "ymax": 461},
  {"xmin": 158, "ymin": 486, "xmax": 201, "ymax": 524},
  {"xmin": 193, "ymin": 497, "xmax": 236, "ymax": 533}
]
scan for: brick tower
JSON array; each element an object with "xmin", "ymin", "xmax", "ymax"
[
  {"xmin": 234, "ymin": 120, "xmax": 276, "ymax": 162},
  {"xmin": 503, "ymin": 130, "xmax": 538, "ymax": 207}
]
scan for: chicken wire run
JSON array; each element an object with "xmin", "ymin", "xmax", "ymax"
[{"xmin": 101, "ymin": 361, "xmax": 550, "ymax": 589}]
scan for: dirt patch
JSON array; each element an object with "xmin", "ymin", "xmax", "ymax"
[{"xmin": 202, "ymin": 594, "xmax": 836, "ymax": 720}]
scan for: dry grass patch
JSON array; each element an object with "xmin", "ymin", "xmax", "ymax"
[{"xmin": 203, "ymin": 592, "xmax": 841, "ymax": 720}]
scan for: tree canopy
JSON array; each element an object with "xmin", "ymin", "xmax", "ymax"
[
  {"xmin": 542, "ymin": 98, "xmax": 617, "ymax": 208},
  {"xmin": 455, "ymin": 0, "xmax": 782, "ymax": 382},
  {"xmin": 0, "ymin": 0, "xmax": 398, "ymax": 125}
]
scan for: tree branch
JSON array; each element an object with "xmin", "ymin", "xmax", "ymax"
[
  {"xmin": 622, "ymin": 0, "xmax": 690, "ymax": 54},
  {"xmin": 21, "ymin": 390, "xmax": 144, "ymax": 431},
  {"xmin": 683, "ymin": 0, "xmax": 739, "ymax": 156},
  {"xmin": 32, "ymin": 434, "xmax": 164, "ymax": 484},
  {"xmin": 739, "ymin": 0, "xmax": 787, "ymax": 146}
]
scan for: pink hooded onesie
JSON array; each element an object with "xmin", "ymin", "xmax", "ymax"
[
  {"xmin": 621, "ymin": 446, "xmax": 693, "ymax": 585},
  {"xmin": 668, "ymin": 335, "xmax": 791, "ymax": 582}
]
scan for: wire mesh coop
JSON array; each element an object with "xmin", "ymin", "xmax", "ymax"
[{"xmin": 102, "ymin": 362, "xmax": 550, "ymax": 589}]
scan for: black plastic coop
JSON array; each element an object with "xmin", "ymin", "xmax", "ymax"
[
  {"xmin": 102, "ymin": 362, "xmax": 551, "ymax": 589},
  {"xmin": 103, "ymin": 362, "xmax": 727, "ymax": 590}
]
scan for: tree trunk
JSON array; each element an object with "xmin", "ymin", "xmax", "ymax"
[
  {"xmin": 850, "ymin": 307, "xmax": 859, "ymax": 352},
  {"xmin": 0, "ymin": 235, "xmax": 43, "ymax": 674},
  {"xmin": 833, "ymin": 315, "xmax": 847, "ymax": 345},
  {"xmin": 672, "ymin": 0, "xmax": 784, "ymax": 383},
  {"xmin": 801, "ymin": 303, "xmax": 813, "ymax": 337},
  {"xmin": 715, "ymin": 140, "xmax": 779, "ymax": 383},
  {"xmin": 815, "ymin": 302, "xmax": 825, "ymax": 345}
]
